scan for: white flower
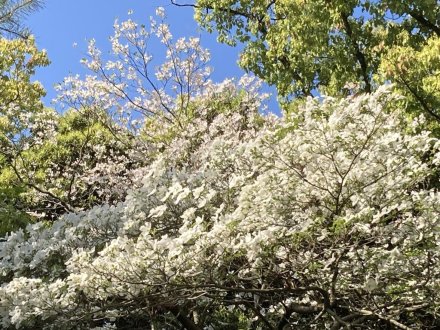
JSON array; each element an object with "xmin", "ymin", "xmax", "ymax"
[
  {"xmin": 148, "ymin": 205, "xmax": 167, "ymax": 218},
  {"xmin": 156, "ymin": 6, "xmax": 165, "ymax": 18}
]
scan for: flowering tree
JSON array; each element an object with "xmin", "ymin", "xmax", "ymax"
[
  {"xmin": 0, "ymin": 36, "xmax": 142, "ymax": 231},
  {"xmin": 56, "ymin": 8, "xmax": 212, "ymax": 134},
  {"xmin": 1, "ymin": 83, "xmax": 439, "ymax": 329},
  {"xmin": 1, "ymin": 7, "xmax": 440, "ymax": 330},
  {"xmin": 1, "ymin": 8, "xmax": 215, "ymax": 228}
]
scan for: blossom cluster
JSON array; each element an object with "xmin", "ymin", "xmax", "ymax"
[
  {"xmin": 1, "ymin": 84, "xmax": 439, "ymax": 329},
  {"xmin": 1, "ymin": 9, "xmax": 440, "ymax": 330}
]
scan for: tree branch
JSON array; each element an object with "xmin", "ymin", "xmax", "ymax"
[
  {"xmin": 170, "ymin": 0, "xmax": 253, "ymax": 21},
  {"xmin": 354, "ymin": 308, "xmax": 413, "ymax": 330},
  {"xmin": 398, "ymin": 75, "xmax": 440, "ymax": 122},
  {"xmin": 409, "ymin": 9, "xmax": 440, "ymax": 36},
  {"xmin": 340, "ymin": 12, "xmax": 371, "ymax": 93}
]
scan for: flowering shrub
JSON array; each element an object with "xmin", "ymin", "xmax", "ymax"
[
  {"xmin": 1, "ymin": 84, "xmax": 439, "ymax": 329},
  {"xmin": 1, "ymin": 9, "xmax": 440, "ymax": 330}
]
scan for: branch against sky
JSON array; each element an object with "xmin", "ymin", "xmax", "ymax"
[{"xmin": 0, "ymin": 0, "xmax": 44, "ymax": 38}]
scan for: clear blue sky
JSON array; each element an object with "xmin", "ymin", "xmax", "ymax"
[{"xmin": 26, "ymin": 0, "xmax": 277, "ymax": 111}]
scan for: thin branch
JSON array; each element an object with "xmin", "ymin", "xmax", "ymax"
[
  {"xmin": 354, "ymin": 308, "xmax": 413, "ymax": 330},
  {"xmin": 398, "ymin": 75, "xmax": 440, "ymax": 122},
  {"xmin": 170, "ymin": 0, "xmax": 253, "ymax": 21}
]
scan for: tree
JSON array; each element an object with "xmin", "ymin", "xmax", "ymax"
[
  {"xmin": 0, "ymin": 0, "xmax": 44, "ymax": 38},
  {"xmin": 1, "ymin": 84, "xmax": 439, "ymax": 329},
  {"xmin": 1, "ymin": 110, "xmax": 141, "ymax": 224},
  {"xmin": 379, "ymin": 35, "xmax": 440, "ymax": 124},
  {"xmin": 0, "ymin": 7, "xmax": 219, "ymax": 235},
  {"xmin": 56, "ymin": 8, "xmax": 213, "ymax": 132},
  {"xmin": 0, "ymin": 36, "xmax": 49, "ymax": 234},
  {"xmin": 177, "ymin": 0, "xmax": 440, "ymax": 120},
  {"xmin": 1, "ymin": 7, "xmax": 440, "ymax": 330},
  {"xmin": 0, "ymin": 37, "xmax": 48, "ymax": 146}
]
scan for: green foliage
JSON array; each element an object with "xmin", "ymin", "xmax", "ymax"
[
  {"xmin": 194, "ymin": 0, "xmax": 440, "ymax": 121},
  {"xmin": 7, "ymin": 110, "xmax": 133, "ymax": 222},
  {"xmin": 0, "ymin": 37, "xmax": 49, "ymax": 145},
  {"xmin": 0, "ymin": 103, "xmax": 139, "ymax": 236},
  {"xmin": 0, "ymin": 37, "xmax": 48, "ymax": 235},
  {"xmin": 0, "ymin": 187, "xmax": 32, "ymax": 236},
  {"xmin": 379, "ymin": 35, "xmax": 440, "ymax": 125},
  {"xmin": 205, "ymin": 306, "xmax": 251, "ymax": 329}
]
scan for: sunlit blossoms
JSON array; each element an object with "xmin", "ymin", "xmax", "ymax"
[
  {"xmin": 1, "ymin": 7, "xmax": 440, "ymax": 330},
  {"xmin": 2, "ymin": 80, "xmax": 440, "ymax": 328},
  {"xmin": 56, "ymin": 9, "xmax": 212, "ymax": 134}
]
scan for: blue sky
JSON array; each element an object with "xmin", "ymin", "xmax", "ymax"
[{"xmin": 26, "ymin": 0, "xmax": 277, "ymax": 111}]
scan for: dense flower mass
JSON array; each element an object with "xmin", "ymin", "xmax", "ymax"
[
  {"xmin": 1, "ymin": 7, "xmax": 440, "ymax": 330},
  {"xmin": 1, "ymin": 84, "xmax": 440, "ymax": 329}
]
